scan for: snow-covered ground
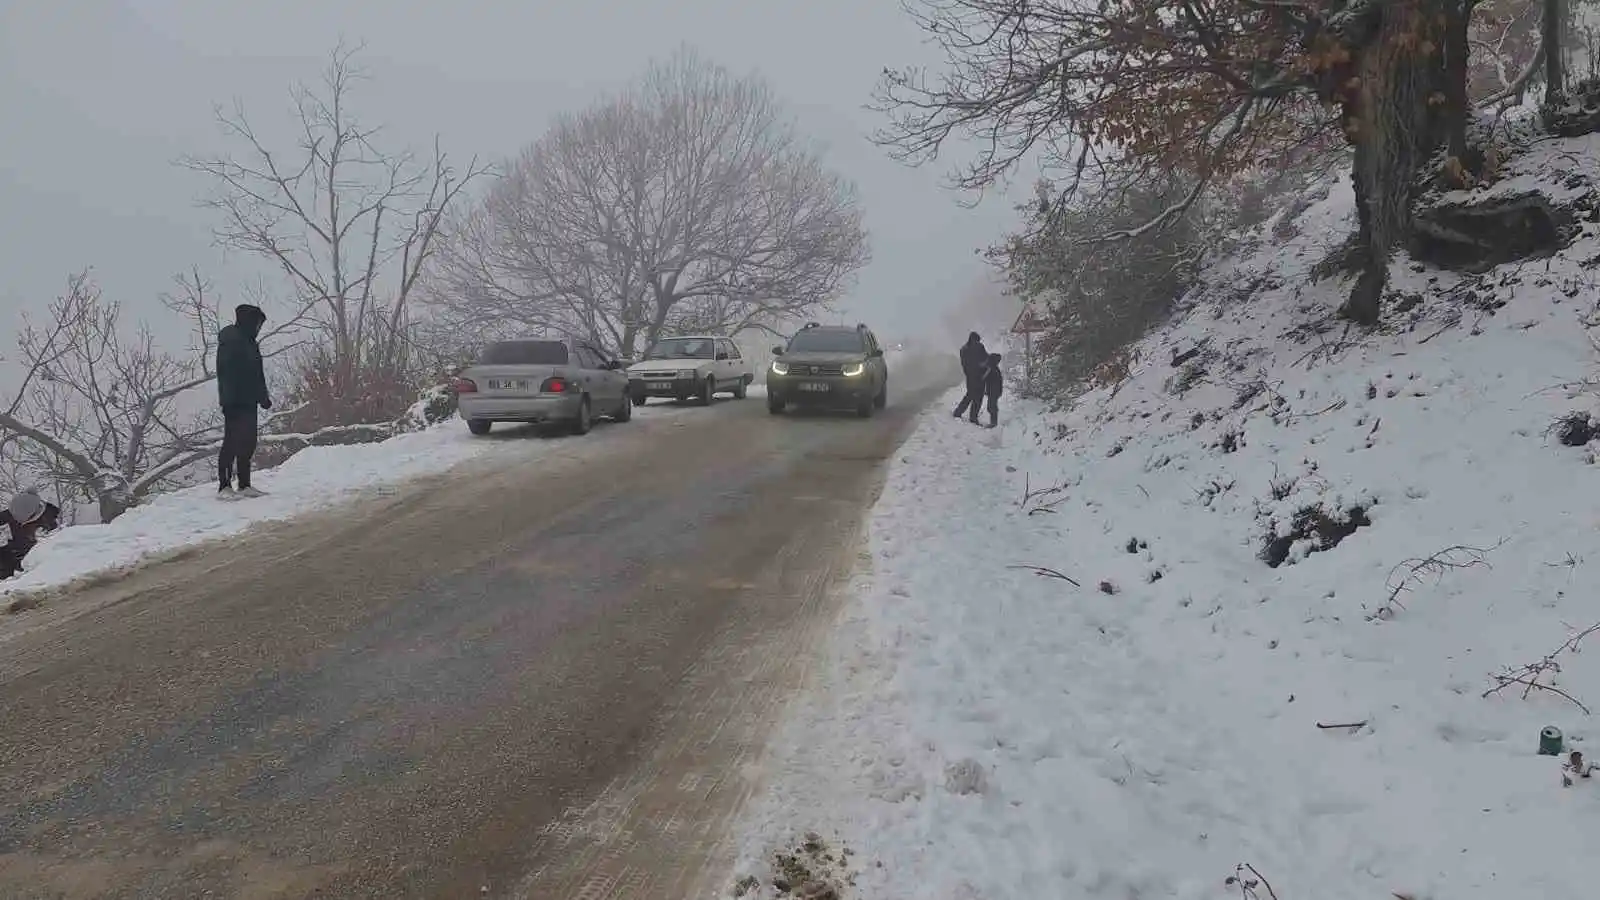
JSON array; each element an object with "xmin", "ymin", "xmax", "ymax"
[
  {"xmin": 1, "ymin": 401, "xmax": 701, "ymax": 600},
  {"xmin": 723, "ymin": 147, "xmax": 1600, "ymax": 898}
]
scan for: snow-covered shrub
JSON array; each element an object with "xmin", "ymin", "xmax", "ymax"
[{"xmin": 394, "ymin": 383, "xmax": 458, "ymax": 434}]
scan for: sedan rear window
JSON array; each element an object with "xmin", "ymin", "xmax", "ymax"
[
  {"xmin": 479, "ymin": 341, "xmax": 569, "ymax": 365},
  {"xmin": 786, "ymin": 329, "xmax": 865, "ymax": 353}
]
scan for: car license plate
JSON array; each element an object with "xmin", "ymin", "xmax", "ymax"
[
  {"xmin": 487, "ymin": 379, "xmax": 529, "ymax": 390},
  {"xmin": 648, "ymin": 381, "xmax": 673, "ymax": 390},
  {"xmin": 798, "ymin": 382, "xmax": 830, "ymax": 392}
]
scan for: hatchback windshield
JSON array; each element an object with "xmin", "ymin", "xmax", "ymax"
[
  {"xmin": 786, "ymin": 329, "xmax": 865, "ymax": 354},
  {"xmin": 643, "ymin": 338, "xmax": 716, "ymax": 360},
  {"xmin": 479, "ymin": 340, "xmax": 568, "ymax": 365}
]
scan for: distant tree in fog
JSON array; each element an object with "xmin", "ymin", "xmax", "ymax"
[
  {"xmin": 182, "ymin": 42, "xmax": 490, "ymax": 425},
  {"xmin": 425, "ymin": 47, "xmax": 870, "ymax": 358}
]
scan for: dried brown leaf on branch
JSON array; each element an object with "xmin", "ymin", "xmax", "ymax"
[{"xmin": 872, "ymin": 0, "xmax": 1343, "ymax": 235}]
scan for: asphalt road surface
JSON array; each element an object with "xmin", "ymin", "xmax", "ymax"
[{"xmin": 0, "ymin": 355, "xmax": 957, "ymax": 899}]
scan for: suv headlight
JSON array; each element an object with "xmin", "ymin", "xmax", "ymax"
[
  {"xmin": 676, "ymin": 369, "xmax": 697, "ymax": 379},
  {"xmin": 770, "ymin": 361, "xmax": 789, "ymax": 376},
  {"xmin": 842, "ymin": 362, "xmax": 865, "ymax": 377}
]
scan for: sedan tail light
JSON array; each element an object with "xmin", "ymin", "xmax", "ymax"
[
  {"xmin": 541, "ymin": 376, "xmax": 569, "ymax": 393},
  {"xmin": 451, "ymin": 377, "xmax": 478, "ymax": 393}
]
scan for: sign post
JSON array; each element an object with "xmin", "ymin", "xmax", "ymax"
[{"xmin": 1010, "ymin": 304, "xmax": 1048, "ymax": 391}]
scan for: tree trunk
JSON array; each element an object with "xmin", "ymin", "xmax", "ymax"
[
  {"xmin": 1340, "ymin": 0, "xmax": 1446, "ymax": 326},
  {"xmin": 1440, "ymin": 0, "xmax": 1472, "ymax": 173},
  {"xmin": 1544, "ymin": 0, "xmax": 1566, "ymax": 102},
  {"xmin": 1345, "ymin": 150, "xmax": 1384, "ymax": 326},
  {"xmin": 98, "ymin": 492, "xmax": 129, "ymax": 525}
]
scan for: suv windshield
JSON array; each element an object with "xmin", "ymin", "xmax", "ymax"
[
  {"xmin": 643, "ymin": 338, "xmax": 716, "ymax": 360},
  {"xmin": 787, "ymin": 329, "xmax": 866, "ymax": 354},
  {"xmin": 480, "ymin": 340, "xmax": 568, "ymax": 365}
]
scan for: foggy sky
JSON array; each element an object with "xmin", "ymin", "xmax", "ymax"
[{"xmin": 0, "ymin": 0, "xmax": 1025, "ymax": 354}]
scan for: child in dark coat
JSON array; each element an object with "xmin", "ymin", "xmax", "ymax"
[{"xmin": 981, "ymin": 353, "xmax": 1003, "ymax": 427}]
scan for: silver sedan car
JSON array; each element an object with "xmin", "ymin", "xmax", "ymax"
[{"xmin": 453, "ymin": 339, "xmax": 631, "ymax": 436}]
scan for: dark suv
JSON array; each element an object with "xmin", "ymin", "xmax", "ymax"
[{"xmin": 766, "ymin": 322, "xmax": 889, "ymax": 417}]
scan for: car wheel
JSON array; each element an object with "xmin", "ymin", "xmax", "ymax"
[
  {"xmin": 768, "ymin": 396, "xmax": 785, "ymax": 415},
  {"xmin": 615, "ymin": 392, "xmax": 633, "ymax": 422},
  {"xmin": 631, "ymin": 390, "xmax": 647, "ymax": 407},
  {"xmin": 700, "ymin": 377, "xmax": 716, "ymax": 406},
  {"xmin": 570, "ymin": 397, "xmax": 593, "ymax": 435},
  {"xmin": 733, "ymin": 378, "xmax": 748, "ymax": 399},
  {"xmin": 467, "ymin": 418, "xmax": 492, "ymax": 436},
  {"xmin": 874, "ymin": 382, "xmax": 888, "ymax": 409}
]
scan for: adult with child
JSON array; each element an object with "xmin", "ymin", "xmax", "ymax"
[
  {"xmin": 216, "ymin": 303, "xmax": 273, "ymax": 500},
  {"xmin": 953, "ymin": 331, "xmax": 988, "ymax": 421}
]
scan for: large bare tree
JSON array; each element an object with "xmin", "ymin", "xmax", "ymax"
[
  {"xmin": 427, "ymin": 47, "xmax": 870, "ymax": 358},
  {"xmin": 182, "ymin": 42, "xmax": 490, "ymax": 423}
]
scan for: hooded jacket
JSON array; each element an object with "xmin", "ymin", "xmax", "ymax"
[
  {"xmin": 216, "ymin": 304, "xmax": 270, "ymax": 411},
  {"xmin": 982, "ymin": 354, "xmax": 1004, "ymax": 398},
  {"xmin": 958, "ymin": 332, "xmax": 988, "ymax": 379}
]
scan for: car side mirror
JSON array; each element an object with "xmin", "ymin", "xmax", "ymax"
[
  {"xmin": 870, "ymin": 349, "xmax": 884, "ymax": 358},
  {"xmin": 771, "ymin": 346, "xmax": 784, "ymax": 356}
]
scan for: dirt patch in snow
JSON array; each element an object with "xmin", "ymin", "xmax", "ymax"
[{"xmin": 733, "ymin": 832, "xmax": 857, "ymax": 899}]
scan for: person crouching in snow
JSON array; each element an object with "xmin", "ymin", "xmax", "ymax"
[
  {"xmin": 981, "ymin": 353, "xmax": 1004, "ymax": 428},
  {"xmin": 215, "ymin": 303, "xmax": 272, "ymax": 499},
  {"xmin": 0, "ymin": 490, "xmax": 62, "ymax": 580}
]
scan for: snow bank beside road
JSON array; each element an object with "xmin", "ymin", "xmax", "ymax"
[
  {"xmin": 724, "ymin": 168, "xmax": 1600, "ymax": 897},
  {"xmin": 2, "ymin": 403, "xmax": 697, "ymax": 601}
]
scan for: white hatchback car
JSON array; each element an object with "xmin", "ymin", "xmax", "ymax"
[{"xmin": 625, "ymin": 336, "xmax": 755, "ymax": 405}]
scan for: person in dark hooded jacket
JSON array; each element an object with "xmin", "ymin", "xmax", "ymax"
[
  {"xmin": 0, "ymin": 489, "xmax": 61, "ymax": 579},
  {"xmin": 981, "ymin": 352, "xmax": 1004, "ymax": 428},
  {"xmin": 953, "ymin": 331, "xmax": 988, "ymax": 421},
  {"xmin": 215, "ymin": 304, "xmax": 271, "ymax": 499}
]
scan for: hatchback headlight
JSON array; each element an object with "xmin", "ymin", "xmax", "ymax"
[
  {"xmin": 842, "ymin": 362, "xmax": 865, "ymax": 377},
  {"xmin": 770, "ymin": 361, "xmax": 789, "ymax": 376}
]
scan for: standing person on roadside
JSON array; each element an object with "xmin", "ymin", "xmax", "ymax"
[
  {"xmin": 953, "ymin": 331, "xmax": 988, "ymax": 421},
  {"xmin": 215, "ymin": 304, "xmax": 272, "ymax": 500}
]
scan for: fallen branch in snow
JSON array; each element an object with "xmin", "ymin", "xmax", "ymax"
[
  {"xmin": 1281, "ymin": 397, "xmax": 1346, "ymax": 425},
  {"xmin": 1225, "ymin": 862, "xmax": 1279, "ymax": 900},
  {"xmin": 1315, "ymin": 719, "xmax": 1368, "ymax": 730},
  {"xmin": 1368, "ymin": 541, "xmax": 1504, "ymax": 621},
  {"xmin": 1018, "ymin": 473, "xmax": 1071, "ymax": 515},
  {"xmin": 1007, "ymin": 564, "xmax": 1081, "ymax": 587},
  {"xmin": 1482, "ymin": 621, "xmax": 1600, "ymax": 715}
]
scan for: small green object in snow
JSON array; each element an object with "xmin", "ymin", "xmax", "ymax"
[{"xmin": 1539, "ymin": 725, "xmax": 1564, "ymax": 756}]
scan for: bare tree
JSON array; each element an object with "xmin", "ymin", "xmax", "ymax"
[
  {"xmin": 427, "ymin": 46, "xmax": 870, "ymax": 358},
  {"xmin": 182, "ymin": 41, "xmax": 490, "ymax": 424},
  {"xmin": 0, "ymin": 272, "xmax": 317, "ymax": 522}
]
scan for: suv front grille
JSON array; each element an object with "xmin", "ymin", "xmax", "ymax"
[{"xmin": 788, "ymin": 364, "xmax": 845, "ymax": 376}]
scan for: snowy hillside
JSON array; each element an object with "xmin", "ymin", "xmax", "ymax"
[{"xmin": 723, "ymin": 139, "xmax": 1600, "ymax": 899}]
